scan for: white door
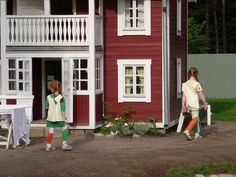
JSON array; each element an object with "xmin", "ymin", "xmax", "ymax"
[{"xmin": 61, "ymin": 58, "xmax": 74, "ymax": 123}]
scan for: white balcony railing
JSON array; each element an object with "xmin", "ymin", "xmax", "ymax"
[{"xmin": 6, "ymin": 15, "xmax": 90, "ymax": 46}]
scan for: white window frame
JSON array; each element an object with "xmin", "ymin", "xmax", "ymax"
[
  {"xmin": 176, "ymin": 0, "xmax": 182, "ymax": 36},
  {"xmin": 73, "ymin": 58, "xmax": 89, "ymax": 95},
  {"xmin": 117, "ymin": 59, "xmax": 151, "ymax": 102},
  {"xmin": 95, "ymin": 57, "xmax": 103, "ymax": 93},
  {"xmin": 176, "ymin": 58, "xmax": 182, "ymax": 99},
  {"xmin": 117, "ymin": 0, "xmax": 151, "ymax": 36},
  {"xmin": 7, "ymin": 58, "xmax": 32, "ymax": 95}
]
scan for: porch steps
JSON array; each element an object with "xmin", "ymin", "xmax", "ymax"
[{"xmin": 30, "ymin": 120, "xmax": 93, "ymax": 137}]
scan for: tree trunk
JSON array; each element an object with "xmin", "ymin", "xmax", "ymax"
[
  {"xmin": 206, "ymin": 0, "xmax": 210, "ymax": 52},
  {"xmin": 222, "ymin": 0, "xmax": 226, "ymax": 53},
  {"xmin": 214, "ymin": 0, "xmax": 219, "ymax": 53}
]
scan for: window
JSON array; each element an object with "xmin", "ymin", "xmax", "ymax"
[
  {"xmin": 73, "ymin": 59, "xmax": 88, "ymax": 92},
  {"xmin": 117, "ymin": 0, "xmax": 151, "ymax": 36},
  {"xmin": 176, "ymin": 0, "xmax": 182, "ymax": 36},
  {"xmin": 176, "ymin": 58, "xmax": 182, "ymax": 99},
  {"xmin": 7, "ymin": 58, "xmax": 31, "ymax": 94},
  {"xmin": 117, "ymin": 59, "xmax": 151, "ymax": 102},
  {"xmin": 95, "ymin": 58, "xmax": 103, "ymax": 91}
]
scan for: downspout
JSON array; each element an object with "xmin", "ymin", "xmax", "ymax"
[{"xmin": 162, "ymin": 0, "xmax": 170, "ymax": 128}]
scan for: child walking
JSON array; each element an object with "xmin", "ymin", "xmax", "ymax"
[
  {"xmin": 45, "ymin": 80, "xmax": 72, "ymax": 151},
  {"xmin": 182, "ymin": 67, "xmax": 208, "ymax": 141}
]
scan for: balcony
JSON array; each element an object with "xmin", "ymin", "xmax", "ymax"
[{"xmin": 6, "ymin": 15, "xmax": 102, "ymax": 47}]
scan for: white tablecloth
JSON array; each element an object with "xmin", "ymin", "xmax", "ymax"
[{"xmin": 0, "ymin": 105, "xmax": 30, "ymax": 147}]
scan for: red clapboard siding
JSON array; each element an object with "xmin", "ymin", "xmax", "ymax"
[
  {"xmin": 103, "ymin": 0, "xmax": 163, "ymax": 122},
  {"xmin": 169, "ymin": 0, "xmax": 188, "ymax": 121},
  {"xmin": 6, "ymin": 99, "xmax": 16, "ymax": 104},
  {"xmin": 73, "ymin": 95, "xmax": 89, "ymax": 125}
]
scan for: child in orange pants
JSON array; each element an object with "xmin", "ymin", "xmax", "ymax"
[{"xmin": 182, "ymin": 67, "xmax": 208, "ymax": 141}]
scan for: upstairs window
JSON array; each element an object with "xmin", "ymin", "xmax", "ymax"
[
  {"xmin": 118, "ymin": 0, "xmax": 151, "ymax": 36},
  {"xmin": 176, "ymin": 58, "xmax": 182, "ymax": 99},
  {"xmin": 176, "ymin": 0, "xmax": 182, "ymax": 36}
]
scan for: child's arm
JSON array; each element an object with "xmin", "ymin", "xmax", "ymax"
[
  {"xmin": 181, "ymin": 93, "xmax": 187, "ymax": 112},
  {"xmin": 198, "ymin": 91, "xmax": 208, "ymax": 110}
]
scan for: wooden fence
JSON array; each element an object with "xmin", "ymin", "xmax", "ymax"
[{"xmin": 188, "ymin": 54, "xmax": 236, "ymax": 98}]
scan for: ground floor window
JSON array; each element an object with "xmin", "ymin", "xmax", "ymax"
[
  {"xmin": 7, "ymin": 58, "xmax": 31, "ymax": 94},
  {"xmin": 73, "ymin": 58, "xmax": 88, "ymax": 92},
  {"xmin": 95, "ymin": 58, "xmax": 103, "ymax": 92},
  {"xmin": 117, "ymin": 59, "xmax": 151, "ymax": 102}
]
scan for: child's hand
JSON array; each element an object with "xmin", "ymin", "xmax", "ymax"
[
  {"xmin": 181, "ymin": 106, "xmax": 187, "ymax": 113},
  {"xmin": 203, "ymin": 103, "xmax": 208, "ymax": 110},
  {"xmin": 61, "ymin": 112, "xmax": 66, "ymax": 119}
]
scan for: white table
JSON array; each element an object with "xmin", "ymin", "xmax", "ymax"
[{"xmin": 0, "ymin": 105, "xmax": 30, "ymax": 149}]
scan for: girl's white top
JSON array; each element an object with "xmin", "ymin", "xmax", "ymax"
[
  {"xmin": 182, "ymin": 79, "xmax": 203, "ymax": 111},
  {"xmin": 47, "ymin": 94, "xmax": 64, "ymax": 122}
]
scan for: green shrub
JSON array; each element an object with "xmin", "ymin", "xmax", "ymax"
[{"xmin": 133, "ymin": 123, "xmax": 150, "ymax": 135}]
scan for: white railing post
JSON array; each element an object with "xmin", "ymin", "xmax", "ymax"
[{"xmin": 207, "ymin": 104, "xmax": 212, "ymax": 126}]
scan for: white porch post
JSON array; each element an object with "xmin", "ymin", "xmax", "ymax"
[
  {"xmin": 88, "ymin": 0, "xmax": 96, "ymax": 129},
  {"xmin": 44, "ymin": 0, "xmax": 51, "ymax": 15},
  {"xmin": 1, "ymin": 0, "xmax": 7, "ymax": 95}
]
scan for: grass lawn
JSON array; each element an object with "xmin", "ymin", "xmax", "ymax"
[
  {"xmin": 167, "ymin": 99, "xmax": 236, "ymax": 177},
  {"xmin": 199, "ymin": 98, "xmax": 236, "ymax": 121},
  {"xmin": 166, "ymin": 162, "xmax": 236, "ymax": 177}
]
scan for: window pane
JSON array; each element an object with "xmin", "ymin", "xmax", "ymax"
[
  {"xmin": 125, "ymin": 86, "xmax": 133, "ymax": 94},
  {"xmin": 73, "ymin": 70, "xmax": 79, "ymax": 79},
  {"xmin": 81, "ymin": 81, "xmax": 88, "ymax": 90},
  {"xmin": 136, "ymin": 76, "xmax": 144, "ymax": 84},
  {"xmin": 74, "ymin": 60, "xmax": 79, "ymax": 68},
  {"xmin": 9, "ymin": 59, "xmax": 15, "ymax": 68},
  {"xmin": 19, "ymin": 72, "xmax": 23, "ymax": 80},
  {"xmin": 25, "ymin": 61, "xmax": 29, "ymax": 70},
  {"xmin": 136, "ymin": 86, "xmax": 144, "ymax": 94},
  {"xmin": 80, "ymin": 70, "xmax": 87, "ymax": 79},
  {"xmin": 125, "ymin": 67, "xmax": 133, "ymax": 75},
  {"xmin": 19, "ymin": 61, "xmax": 23, "ymax": 69},
  {"xmin": 81, "ymin": 60, "xmax": 87, "ymax": 68},
  {"xmin": 25, "ymin": 72, "xmax": 29, "ymax": 81},
  {"xmin": 9, "ymin": 70, "xmax": 16, "ymax": 79},
  {"xmin": 19, "ymin": 82, "xmax": 23, "ymax": 91},
  {"xmin": 25, "ymin": 83, "xmax": 29, "ymax": 91},
  {"xmin": 9, "ymin": 81, "xmax": 16, "ymax": 90},
  {"xmin": 125, "ymin": 76, "xmax": 133, "ymax": 84},
  {"xmin": 136, "ymin": 67, "xmax": 144, "ymax": 75}
]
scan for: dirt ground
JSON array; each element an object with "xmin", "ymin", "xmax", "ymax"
[{"xmin": 0, "ymin": 121, "xmax": 236, "ymax": 177}]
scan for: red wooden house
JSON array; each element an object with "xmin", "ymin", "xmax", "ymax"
[{"xmin": 0, "ymin": 0, "xmax": 187, "ymax": 129}]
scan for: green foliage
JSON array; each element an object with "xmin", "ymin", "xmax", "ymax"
[
  {"xmin": 100, "ymin": 126, "xmax": 111, "ymax": 136},
  {"xmin": 133, "ymin": 123, "xmax": 150, "ymax": 135},
  {"xmin": 199, "ymin": 98, "xmax": 236, "ymax": 121},
  {"xmin": 166, "ymin": 162, "xmax": 236, "ymax": 177},
  {"xmin": 188, "ymin": 17, "xmax": 208, "ymax": 54}
]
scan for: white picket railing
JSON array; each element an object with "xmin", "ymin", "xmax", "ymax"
[{"xmin": 6, "ymin": 15, "xmax": 90, "ymax": 46}]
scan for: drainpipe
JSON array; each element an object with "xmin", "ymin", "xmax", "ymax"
[{"xmin": 162, "ymin": 0, "xmax": 170, "ymax": 128}]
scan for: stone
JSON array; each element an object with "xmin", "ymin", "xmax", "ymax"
[
  {"xmin": 132, "ymin": 134, "xmax": 141, "ymax": 139},
  {"xmin": 195, "ymin": 174, "xmax": 205, "ymax": 177}
]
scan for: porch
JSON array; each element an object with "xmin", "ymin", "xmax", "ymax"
[{"xmin": 6, "ymin": 15, "xmax": 103, "ymax": 47}]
